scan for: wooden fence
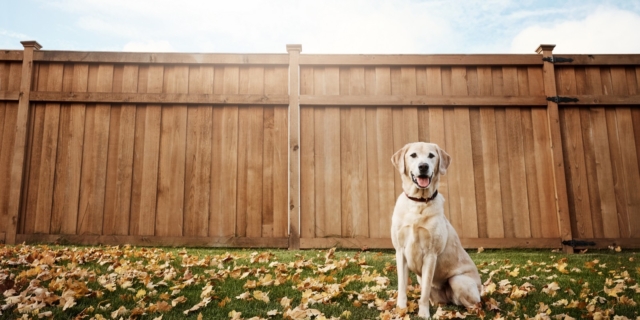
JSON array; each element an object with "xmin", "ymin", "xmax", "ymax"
[{"xmin": 1, "ymin": 41, "xmax": 639, "ymax": 252}]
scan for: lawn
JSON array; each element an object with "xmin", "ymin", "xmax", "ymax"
[{"xmin": 1, "ymin": 244, "xmax": 638, "ymax": 319}]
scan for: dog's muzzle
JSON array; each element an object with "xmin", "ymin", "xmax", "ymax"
[{"xmin": 411, "ymin": 172, "xmax": 432, "ymax": 189}]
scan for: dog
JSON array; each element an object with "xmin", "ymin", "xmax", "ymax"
[{"xmin": 391, "ymin": 142, "xmax": 481, "ymax": 318}]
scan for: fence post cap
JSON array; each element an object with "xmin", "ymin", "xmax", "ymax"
[
  {"xmin": 21, "ymin": 40, "xmax": 42, "ymax": 50},
  {"xmin": 536, "ymin": 44, "xmax": 555, "ymax": 54},
  {"xmin": 286, "ymin": 44, "xmax": 302, "ymax": 53}
]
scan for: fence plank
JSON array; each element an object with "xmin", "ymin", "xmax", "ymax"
[
  {"xmin": 479, "ymin": 108, "xmax": 504, "ymax": 239},
  {"xmin": 452, "ymin": 67, "xmax": 478, "ymax": 238},
  {"xmin": 615, "ymin": 107, "xmax": 640, "ymax": 238},
  {"xmin": 0, "ymin": 64, "xmax": 21, "ymax": 237},
  {"xmin": 573, "ymin": 108, "xmax": 602, "ymax": 238},
  {"xmin": 561, "ymin": 106, "xmax": 594, "ymax": 238},
  {"xmin": 574, "ymin": 68, "xmax": 601, "ymax": 239},
  {"xmin": 249, "ymin": 68, "xmax": 266, "ymax": 238},
  {"xmin": 155, "ymin": 66, "xmax": 188, "ymax": 237},
  {"xmin": 273, "ymin": 105, "xmax": 288, "ymax": 238},
  {"xmin": 77, "ymin": 64, "xmax": 113, "ymax": 235},
  {"xmin": 23, "ymin": 101, "xmax": 46, "ymax": 234},
  {"xmin": 51, "ymin": 64, "xmax": 87, "ymax": 234},
  {"xmin": 443, "ymin": 107, "xmax": 460, "ymax": 227},
  {"xmin": 299, "ymin": 67, "xmax": 315, "ymax": 239},
  {"xmin": 469, "ymin": 108, "xmax": 487, "ymax": 238},
  {"xmin": 299, "ymin": 54, "xmax": 542, "ymax": 66},
  {"xmin": 521, "ymin": 108, "xmax": 542, "ymax": 238},
  {"xmin": 103, "ymin": 65, "xmax": 138, "ymax": 236},
  {"xmin": 130, "ymin": 65, "xmax": 163, "ymax": 236},
  {"xmin": 631, "ymin": 107, "xmax": 640, "ymax": 237},
  {"xmin": 264, "ymin": 68, "xmax": 283, "ymax": 238},
  {"xmin": 270, "ymin": 68, "xmax": 289, "ymax": 239},
  {"xmin": 21, "ymin": 63, "xmax": 48, "ymax": 234},
  {"xmin": 263, "ymin": 106, "xmax": 277, "ymax": 237},
  {"xmin": 506, "ymin": 107, "xmax": 531, "ymax": 238},
  {"xmin": 589, "ymin": 108, "xmax": 615, "ymax": 238},
  {"xmin": 340, "ymin": 105, "xmax": 368, "ymax": 237},
  {"xmin": 494, "ymin": 108, "xmax": 514, "ymax": 238},
  {"xmin": 184, "ymin": 66, "xmax": 214, "ymax": 237},
  {"xmin": 34, "ymin": 51, "xmax": 288, "ymax": 65},
  {"xmin": 604, "ymin": 108, "xmax": 625, "ymax": 239},
  {"xmin": 34, "ymin": 63, "xmax": 63, "ymax": 234}
]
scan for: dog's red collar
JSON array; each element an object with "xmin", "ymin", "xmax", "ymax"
[{"xmin": 405, "ymin": 190, "xmax": 438, "ymax": 203}]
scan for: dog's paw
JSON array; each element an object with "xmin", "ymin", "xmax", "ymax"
[
  {"xmin": 397, "ymin": 297, "xmax": 407, "ymax": 309},
  {"xmin": 417, "ymin": 306, "xmax": 430, "ymax": 318}
]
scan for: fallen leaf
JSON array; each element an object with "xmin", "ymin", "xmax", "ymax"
[{"xmin": 542, "ymin": 282, "xmax": 560, "ymax": 297}]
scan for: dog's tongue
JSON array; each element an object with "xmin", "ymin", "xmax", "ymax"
[{"xmin": 417, "ymin": 176, "xmax": 430, "ymax": 188}]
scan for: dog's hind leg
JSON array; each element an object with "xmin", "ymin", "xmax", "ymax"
[
  {"xmin": 429, "ymin": 284, "xmax": 452, "ymax": 305},
  {"xmin": 448, "ymin": 275, "xmax": 481, "ymax": 308}
]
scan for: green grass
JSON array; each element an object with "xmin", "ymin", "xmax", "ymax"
[{"xmin": 1, "ymin": 245, "xmax": 638, "ymax": 319}]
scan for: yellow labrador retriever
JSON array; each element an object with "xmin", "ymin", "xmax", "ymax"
[{"xmin": 391, "ymin": 142, "xmax": 481, "ymax": 318}]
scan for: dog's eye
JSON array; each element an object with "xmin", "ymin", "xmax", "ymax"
[
  {"xmin": 410, "ymin": 153, "xmax": 417, "ymax": 158},
  {"xmin": 428, "ymin": 153, "xmax": 435, "ymax": 159}
]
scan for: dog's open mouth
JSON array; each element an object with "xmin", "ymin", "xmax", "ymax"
[{"xmin": 411, "ymin": 173, "xmax": 431, "ymax": 189}]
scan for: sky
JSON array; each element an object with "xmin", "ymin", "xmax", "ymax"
[{"xmin": 1, "ymin": 0, "xmax": 640, "ymax": 55}]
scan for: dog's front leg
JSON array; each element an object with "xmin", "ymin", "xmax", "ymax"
[
  {"xmin": 418, "ymin": 254, "xmax": 437, "ymax": 318},
  {"xmin": 395, "ymin": 250, "xmax": 408, "ymax": 309}
]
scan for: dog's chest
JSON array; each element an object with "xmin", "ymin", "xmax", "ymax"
[{"xmin": 395, "ymin": 204, "xmax": 445, "ymax": 250}]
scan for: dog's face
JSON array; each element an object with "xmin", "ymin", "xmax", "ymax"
[{"xmin": 391, "ymin": 142, "xmax": 450, "ymax": 194}]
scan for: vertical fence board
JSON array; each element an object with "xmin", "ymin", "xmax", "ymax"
[
  {"xmin": 299, "ymin": 67, "xmax": 315, "ymax": 239},
  {"xmin": 184, "ymin": 66, "xmax": 214, "ymax": 237},
  {"xmin": 521, "ymin": 108, "xmax": 542, "ymax": 238},
  {"xmin": 130, "ymin": 65, "xmax": 163, "ymax": 236},
  {"xmin": 615, "ymin": 107, "xmax": 640, "ymax": 238},
  {"xmin": 604, "ymin": 108, "xmax": 625, "ymax": 239},
  {"xmin": 494, "ymin": 108, "xmax": 514, "ymax": 238},
  {"xmin": 103, "ymin": 65, "xmax": 138, "ymax": 236},
  {"xmin": 506, "ymin": 107, "xmax": 531, "ymax": 238},
  {"xmin": 50, "ymin": 64, "xmax": 87, "ymax": 234},
  {"xmin": 34, "ymin": 63, "xmax": 63, "ymax": 234},
  {"xmin": 443, "ymin": 107, "xmax": 460, "ymax": 226},
  {"xmin": 273, "ymin": 105, "xmax": 288, "ymax": 238},
  {"xmin": 469, "ymin": 107, "xmax": 487, "ymax": 238},
  {"xmin": 262, "ymin": 106, "xmax": 277, "ymax": 237},
  {"xmin": 77, "ymin": 64, "xmax": 113, "ymax": 235},
  {"xmin": 0, "ymin": 64, "xmax": 22, "ymax": 236},
  {"xmin": 269, "ymin": 67, "xmax": 288, "ymax": 238}
]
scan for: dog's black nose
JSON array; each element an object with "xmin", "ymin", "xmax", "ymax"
[{"xmin": 418, "ymin": 163, "xmax": 429, "ymax": 172}]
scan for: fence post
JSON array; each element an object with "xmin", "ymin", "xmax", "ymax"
[
  {"xmin": 537, "ymin": 44, "xmax": 574, "ymax": 254},
  {"xmin": 5, "ymin": 41, "xmax": 41, "ymax": 245},
  {"xmin": 287, "ymin": 44, "xmax": 302, "ymax": 250}
]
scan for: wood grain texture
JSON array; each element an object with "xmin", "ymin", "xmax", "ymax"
[
  {"xmin": 183, "ymin": 66, "xmax": 214, "ymax": 237},
  {"xmin": 130, "ymin": 65, "xmax": 163, "ymax": 236},
  {"xmin": 77, "ymin": 64, "xmax": 113, "ymax": 235},
  {"xmin": 6, "ymin": 47, "xmax": 640, "ymax": 250}
]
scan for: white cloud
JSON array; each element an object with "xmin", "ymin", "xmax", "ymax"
[
  {"xmin": 510, "ymin": 7, "xmax": 640, "ymax": 54},
  {"xmin": 0, "ymin": 29, "xmax": 30, "ymax": 39},
  {"xmin": 46, "ymin": 0, "xmax": 459, "ymax": 53},
  {"xmin": 123, "ymin": 40, "xmax": 175, "ymax": 52},
  {"xmin": 27, "ymin": 0, "xmax": 640, "ymax": 54}
]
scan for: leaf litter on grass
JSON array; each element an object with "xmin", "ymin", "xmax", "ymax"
[{"xmin": 1, "ymin": 244, "xmax": 639, "ymax": 319}]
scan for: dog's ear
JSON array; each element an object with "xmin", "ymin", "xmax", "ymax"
[
  {"xmin": 391, "ymin": 145, "xmax": 408, "ymax": 174},
  {"xmin": 437, "ymin": 146, "xmax": 451, "ymax": 176}
]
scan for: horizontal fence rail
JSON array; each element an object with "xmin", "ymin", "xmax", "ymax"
[{"xmin": 1, "ymin": 41, "xmax": 639, "ymax": 252}]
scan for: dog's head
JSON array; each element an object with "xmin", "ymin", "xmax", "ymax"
[{"xmin": 391, "ymin": 142, "xmax": 450, "ymax": 197}]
